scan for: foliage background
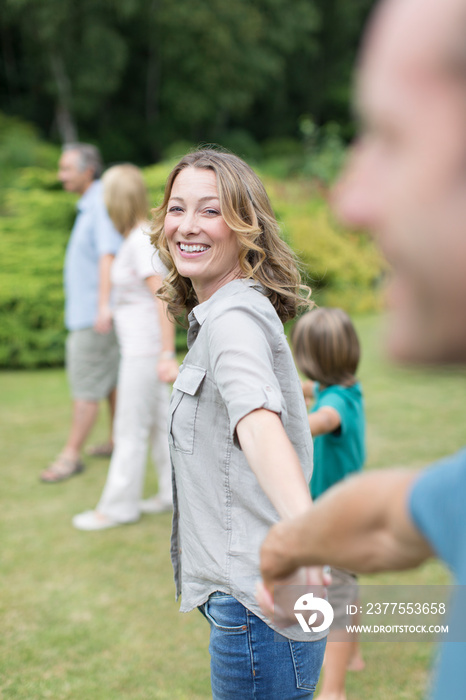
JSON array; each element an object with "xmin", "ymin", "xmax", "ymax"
[
  {"xmin": 0, "ymin": 0, "xmax": 375, "ymax": 163},
  {"xmin": 0, "ymin": 6, "xmax": 459, "ymax": 699},
  {"xmin": 0, "ymin": 113, "xmax": 383, "ymax": 369},
  {"xmin": 0, "ymin": 0, "xmax": 382, "ymax": 368}
]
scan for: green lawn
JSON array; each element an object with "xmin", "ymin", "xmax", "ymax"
[{"xmin": 1, "ymin": 314, "xmax": 464, "ymax": 699}]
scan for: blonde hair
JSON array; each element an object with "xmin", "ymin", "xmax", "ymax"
[
  {"xmin": 292, "ymin": 308, "xmax": 360, "ymax": 387},
  {"xmin": 102, "ymin": 164, "xmax": 148, "ymax": 236},
  {"xmin": 150, "ymin": 148, "xmax": 312, "ymax": 324}
]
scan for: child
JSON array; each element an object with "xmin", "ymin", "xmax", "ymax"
[{"xmin": 292, "ymin": 307, "xmax": 366, "ymax": 700}]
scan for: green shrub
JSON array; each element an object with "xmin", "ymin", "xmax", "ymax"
[
  {"xmin": 0, "ymin": 160, "xmax": 178, "ymax": 368},
  {"xmin": 262, "ymin": 137, "xmax": 303, "ymax": 160},
  {"xmin": 299, "ymin": 117, "xmax": 347, "ymax": 185},
  {"xmin": 0, "ymin": 115, "xmax": 68, "ymax": 366},
  {"xmin": 143, "ymin": 161, "xmax": 175, "ymax": 207},
  {"xmin": 217, "ymin": 130, "xmax": 262, "ymax": 163},
  {"xmin": 263, "ymin": 177, "xmax": 384, "ymax": 314},
  {"xmin": 0, "ymin": 182, "xmax": 75, "ymax": 367},
  {"xmin": 0, "ymin": 129, "xmax": 383, "ymax": 368},
  {"xmin": 161, "ymin": 140, "xmax": 196, "ymax": 162},
  {"xmin": 0, "ymin": 113, "xmax": 60, "ymax": 205}
]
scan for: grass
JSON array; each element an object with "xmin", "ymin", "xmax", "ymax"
[{"xmin": 1, "ymin": 314, "xmax": 465, "ymax": 699}]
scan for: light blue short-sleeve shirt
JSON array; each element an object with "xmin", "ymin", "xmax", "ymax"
[
  {"xmin": 168, "ymin": 279, "xmax": 324, "ymax": 642},
  {"xmin": 64, "ymin": 180, "xmax": 122, "ymax": 330},
  {"xmin": 409, "ymin": 449, "xmax": 466, "ymax": 700}
]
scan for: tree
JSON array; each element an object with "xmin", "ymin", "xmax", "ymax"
[
  {"xmin": 2, "ymin": 0, "xmax": 129, "ymax": 143},
  {"xmin": 0, "ymin": 0, "xmax": 375, "ymax": 162}
]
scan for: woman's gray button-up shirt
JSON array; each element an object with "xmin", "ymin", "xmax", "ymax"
[{"xmin": 169, "ymin": 279, "xmax": 324, "ymax": 642}]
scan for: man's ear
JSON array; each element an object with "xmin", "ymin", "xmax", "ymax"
[{"xmin": 83, "ymin": 166, "xmax": 96, "ymax": 184}]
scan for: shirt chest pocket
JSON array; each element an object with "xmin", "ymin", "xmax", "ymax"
[{"xmin": 169, "ymin": 364, "xmax": 207, "ymax": 454}]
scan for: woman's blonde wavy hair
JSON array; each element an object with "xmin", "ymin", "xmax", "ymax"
[{"xmin": 150, "ymin": 148, "xmax": 312, "ymax": 324}]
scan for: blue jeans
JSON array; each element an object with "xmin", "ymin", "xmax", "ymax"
[{"xmin": 199, "ymin": 592, "xmax": 326, "ymax": 699}]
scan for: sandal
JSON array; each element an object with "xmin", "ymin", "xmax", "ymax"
[
  {"xmin": 85, "ymin": 442, "xmax": 113, "ymax": 458},
  {"xmin": 40, "ymin": 454, "xmax": 85, "ymax": 483}
]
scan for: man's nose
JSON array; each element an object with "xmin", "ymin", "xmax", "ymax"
[{"xmin": 331, "ymin": 145, "xmax": 382, "ymax": 234}]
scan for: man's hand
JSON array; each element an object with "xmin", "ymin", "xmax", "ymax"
[{"xmin": 260, "ymin": 519, "xmax": 300, "ymax": 591}]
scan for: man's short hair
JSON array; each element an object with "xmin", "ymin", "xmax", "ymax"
[{"xmin": 63, "ymin": 143, "xmax": 103, "ymax": 179}]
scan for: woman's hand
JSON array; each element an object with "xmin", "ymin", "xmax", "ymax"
[
  {"xmin": 94, "ymin": 304, "xmax": 113, "ymax": 334},
  {"xmin": 146, "ymin": 274, "xmax": 178, "ymax": 383},
  {"xmin": 157, "ymin": 357, "xmax": 179, "ymax": 383}
]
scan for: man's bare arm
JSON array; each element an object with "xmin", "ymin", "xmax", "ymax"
[{"xmin": 260, "ymin": 469, "xmax": 434, "ymax": 592}]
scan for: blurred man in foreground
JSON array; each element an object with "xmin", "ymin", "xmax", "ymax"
[
  {"xmin": 259, "ymin": 0, "xmax": 466, "ymax": 696},
  {"xmin": 40, "ymin": 144, "xmax": 122, "ymax": 482}
]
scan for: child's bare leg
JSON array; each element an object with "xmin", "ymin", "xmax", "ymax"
[
  {"xmin": 347, "ymin": 639, "xmax": 365, "ymax": 671},
  {"xmin": 347, "ymin": 606, "xmax": 365, "ymax": 671},
  {"xmin": 316, "ymin": 630, "xmax": 353, "ymax": 700}
]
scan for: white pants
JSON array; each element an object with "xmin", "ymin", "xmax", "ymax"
[{"xmin": 97, "ymin": 355, "xmax": 172, "ymax": 523}]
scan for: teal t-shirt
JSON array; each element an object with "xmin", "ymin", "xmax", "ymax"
[{"xmin": 310, "ymin": 382, "xmax": 366, "ymax": 500}]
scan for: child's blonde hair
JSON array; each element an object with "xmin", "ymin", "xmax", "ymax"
[{"xmin": 292, "ymin": 307, "xmax": 360, "ymax": 387}]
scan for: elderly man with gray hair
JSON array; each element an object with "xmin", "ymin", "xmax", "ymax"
[{"xmin": 41, "ymin": 143, "xmax": 122, "ymax": 482}]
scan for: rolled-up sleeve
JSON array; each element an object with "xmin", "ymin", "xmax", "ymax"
[{"xmin": 207, "ymin": 307, "xmax": 285, "ymax": 440}]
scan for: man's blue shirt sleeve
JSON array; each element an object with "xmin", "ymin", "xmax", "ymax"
[
  {"xmin": 409, "ymin": 447, "xmax": 466, "ymax": 576},
  {"xmin": 92, "ymin": 182, "xmax": 122, "ymax": 257}
]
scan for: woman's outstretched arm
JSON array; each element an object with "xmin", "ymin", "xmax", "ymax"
[
  {"xmin": 236, "ymin": 408, "xmax": 312, "ymax": 519},
  {"xmin": 259, "ymin": 469, "xmax": 434, "ymax": 596}
]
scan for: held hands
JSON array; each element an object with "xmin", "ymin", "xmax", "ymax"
[
  {"xmin": 256, "ymin": 519, "xmax": 331, "ymax": 627},
  {"xmin": 94, "ymin": 305, "xmax": 113, "ymax": 334},
  {"xmin": 256, "ymin": 566, "xmax": 331, "ymax": 628}
]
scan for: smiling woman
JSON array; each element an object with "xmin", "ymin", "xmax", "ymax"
[
  {"xmin": 163, "ymin": 166, "xmax": 241, "ymax": 304},
  {"xmin": 150, "ymin": 149, "xmax": 326, "ymax": 700},
  {"xmin": 151, "ymin": 148, "xmax": 309, "ymax": 325}
]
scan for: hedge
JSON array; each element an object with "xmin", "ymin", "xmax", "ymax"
[{"xmin": 0, "ymin": 133, "xmax": 383, "ymax": 368}]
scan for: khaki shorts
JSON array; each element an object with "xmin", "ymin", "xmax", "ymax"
[
  {"xmin": 66, "ymin": 327, "xmax": 119, "ymax": 401},
  {"xmin": 328, "ymin": 567, "xmax": 359, "ymax": 630}
]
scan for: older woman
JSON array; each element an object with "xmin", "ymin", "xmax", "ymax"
[
  {"xmin": 73, "ymin": 164, "xmax": 178, "ymax": 530},
  {"xmin": 151, "ymin": 149, "xmax": 326, "ymax": 699}
]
